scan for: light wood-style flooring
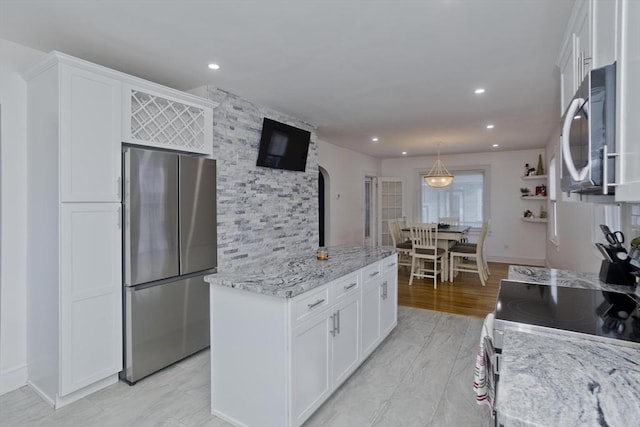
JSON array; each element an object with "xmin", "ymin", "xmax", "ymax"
[{"xmin": 398, "ymin": 261, "xmax": 508, "ymax": 318}]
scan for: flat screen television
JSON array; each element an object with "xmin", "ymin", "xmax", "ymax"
[{"xmin": 256, "ymin": 118, "xmax": 311, "ymax": 172}]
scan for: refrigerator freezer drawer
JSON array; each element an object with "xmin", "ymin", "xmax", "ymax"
[{"xmin": 122, "ymin": 275, "xmax": 210, "ymax": 383}]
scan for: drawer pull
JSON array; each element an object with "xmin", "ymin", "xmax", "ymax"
[
  {"xmin": 307, "ymin": 299, "xmax": 325, "ymax": 309},
  {"xmin": 369, "ymin": 271, "xmax": 380, "ymax": 277},
  {"xmin": 344, "ymin": 282, "xmax": 358, "ymax": 290},
  {"xmin": 387, "ymin": 262, "xmax": 397, "ymax": 267}
]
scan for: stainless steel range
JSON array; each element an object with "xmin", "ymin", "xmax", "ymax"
[
  {"xmin": 493, "ymin": 281, "xmax": 640, "ymax": 351},
  {"xmin": 484, "ymin": 280, "xmax": 640, "ymax": 426}
]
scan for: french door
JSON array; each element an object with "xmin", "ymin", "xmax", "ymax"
[{"xmin": 377, "ymin": 177, "xmax": 405, "ymax": 246}]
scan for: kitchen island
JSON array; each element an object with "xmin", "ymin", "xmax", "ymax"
[
  {"xmin": 495, "ymin": 265, "xmax": 640, "ymax": 426},
  {"xmin": 204, "ymin": 246, "xmax": 397, "ymax": 427}
]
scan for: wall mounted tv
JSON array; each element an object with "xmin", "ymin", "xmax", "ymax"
[{"xmin": 256, "ymin": 118, "xmax": 311, "ymax": 172}]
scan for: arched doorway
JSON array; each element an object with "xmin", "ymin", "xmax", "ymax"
[{"xmin": 318, "ymin": 166, "xmax": 329, "ymax": 247}]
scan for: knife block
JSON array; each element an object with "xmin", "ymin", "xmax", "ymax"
[{"xmin": 599, "ymin": 260, "xmax": 636, "ymax": 287}]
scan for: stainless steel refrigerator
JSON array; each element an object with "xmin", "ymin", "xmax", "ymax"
[{"xmin": 121, "ymin": 146, "xmax": 216, "ymax": 384}]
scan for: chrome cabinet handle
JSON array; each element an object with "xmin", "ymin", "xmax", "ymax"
[
  {"xmin": 387, "ymin": 262, "xmax": 396, "ymax": 267},
  {"xmin": 344, "ymin": 282, "xmax": 357, "ymax": 290},
  {"xmin": 382, "ymin": 281, "xmax": 388, "ymax": 299},
  {"xmin": 308, "ymin": 299, "xmax": 325, "ymax": 309},
  {"xmin": 330, "ymin": 313, "xmax": 337, "ymax": 337},
  {"xmin": 369, "ymin": 271, "xmax": 380, "ymax": 277},
  {"xmin": 336, "ymin": 310, "xmax": 340, "ymax": 335}
]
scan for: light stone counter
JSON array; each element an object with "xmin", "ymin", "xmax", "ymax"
[
  {"xmin": 204, "ymin": 245, "xmax": 395, "ymax": 298},
  {"xmin": 497, "ymin": 327, "xmax": 640, "ymax": 427},
  {"xmin": 508, "ymin": 265, "xmax": 640, "ymax": 297}
]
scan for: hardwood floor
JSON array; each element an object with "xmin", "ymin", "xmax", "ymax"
[{"xmin": 398, "ymin": 261, "xmax": 509, "ymax": 318}]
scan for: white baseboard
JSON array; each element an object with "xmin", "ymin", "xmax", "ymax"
[
  {"xmin": 28, "ymin": 374, "xmax": 118, "ymax": 409},
  {"xmin": 486, "ymin": 256, "xmax": 545, "ymax": 267},
  {"xmin": 0, "ymin": 363, "xmax": 28, "ymax": 396}
]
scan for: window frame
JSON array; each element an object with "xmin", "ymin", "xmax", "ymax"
[{"xmin": 416, "ymin": 165, "xmax": 491, "ymax": 231}]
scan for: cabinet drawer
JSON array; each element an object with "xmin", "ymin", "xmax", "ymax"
[
  {"xmin": 381, "ymin": 255, "xmax": 398, "ymax": 274},
  {"xmin": 292, "ymin": 285, "xmax": 330, "ymax": 323},
  {"xmin": 332, "ymin": 272, "xmax": 360, "ymax": 301},
  {"xmin": 362, "ymin": 261, "xmax": 382, "ymax": 283}
]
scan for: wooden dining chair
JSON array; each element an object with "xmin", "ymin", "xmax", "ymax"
[
  {"xmin": 388, "ymin": 219, "xmax": 412, "ymax": 268},
  {"xmin": 449, "ymin": 220, "xmax": 490, "ymax": 285},
  {"xmin": 408, "ymin": 224, "xmax": 447, "ymax": 289}
]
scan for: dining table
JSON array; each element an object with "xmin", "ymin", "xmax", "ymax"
[{"xmin": 401, "ymin": 224, "xmax": 471, "ymax": 281}]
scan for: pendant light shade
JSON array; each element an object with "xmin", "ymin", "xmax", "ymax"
[{"xmin": 424, "ymin": 146, "xmax": 454, "ymax": 188}]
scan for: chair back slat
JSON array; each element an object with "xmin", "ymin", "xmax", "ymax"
[{"xmin": 410, "ymin": 223, "xmax": 438, "ymax": 249}]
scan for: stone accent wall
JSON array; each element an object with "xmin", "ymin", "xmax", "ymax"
[{"xmin": 203, "ymin": 87, "xmax": 319, "ymax": 271}]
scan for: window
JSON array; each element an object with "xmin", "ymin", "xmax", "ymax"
[
  {"xmin": 420, "ymin": 170, "xmax": 485, "ymax": 227},
  {"xmin": 549, "ymin": 156, "xmax": 558, "ymax": 245}
]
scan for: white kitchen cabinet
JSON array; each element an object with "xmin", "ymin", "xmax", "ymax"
[
  {"xmin": 23, "ymin": 52, "xmax": 123, "ymax": 408},
  {"xmin": 60, "ymin": 203, "xmax": 122, "ymax": 395},
  {"xmin": 361, "ymin": 273, "xmax": 382, "ymax": 358},
  {"xmin": 122, "ymin": 83, "xmax": 214, "ymax": 156},
  {"xmin": 292, "ymin": 309, "xmax": 332, "ymax": 425},
  {"xmin": 209, "ymin": 253, "xmax": 398, "ymax": 427},
  {"xmin": 615, "ymin": 0, "xmax": 640, "ymax": 202},
  {"xmin": 381, "ymin": 258, "xmax": 398, "ymax": 337},
  {"xmin": 60, "ymin": 65, "xmax": 122, "ymax": 202},
  {"xmin": 558, "ymin": 33, "xmax": 577, "ymax": 116}
]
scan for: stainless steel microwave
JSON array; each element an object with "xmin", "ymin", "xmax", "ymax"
[{"xmin": 561, "ymin": 62, "xmax": 616, "ymax": 195}]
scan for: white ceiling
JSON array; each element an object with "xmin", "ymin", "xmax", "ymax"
[{"xmin": 0, "ymin": 0, "xmax": 575, "ymax": 158}]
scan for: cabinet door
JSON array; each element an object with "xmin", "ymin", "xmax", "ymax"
[
  {"xmin": 60, "ymin": 203, "xmax": 122, "ymax": 395},
  {"xmin": 381, "ymin": 267, "xmax": 398, "ymax": 337},
  {"xmin": 60, "ymin": 65, "xmax": 122, "ymax": 202},
  {"xmin": 575, "ymin": 0, "xmax": 592, "ymax": 81},
  {"xmin": 291, "ymin": 313, "xmax": 332, "ymax": 425},
  {"xmin": 593, "ymin": 0, "xmax": 618, "ymax": 67},
  {"xmin": 332, "ymin": 294, "xmax": 360, "ymax": 387},
  {"xmin": 559, "ymin": 34, "xmax": 577, "ymax": 116},
  {"xmin": 615, "ymin": 0, "xmax": 640, "ymax": 202},
  {"xmin": 361, "ymin": 276, "xmax": 382, "ymax": 358}
]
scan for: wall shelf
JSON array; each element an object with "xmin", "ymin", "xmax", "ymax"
[
  {"xmin": 521, "ymin": 195, "xmax": 547, "ymax": 200},
  {"xmin": 521, "ymin": 217, "xmax": 548, "ymax": 223},
  {"xmin": 521, "ymin": 175, "xmax": 548, "ymax": 180}
]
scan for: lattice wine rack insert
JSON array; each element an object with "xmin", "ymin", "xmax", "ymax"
[{"xmin": 130, "ymin": 90, "xmax": 206, "ymax": 151}]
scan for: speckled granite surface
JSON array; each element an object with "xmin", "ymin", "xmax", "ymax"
[
  {"xmin": 204, "ymin": 245, "xmax": 396, "ymax": 298},
  {"xmin": 508, "ymin": 265, "xmax": 639, "ymax": 297},
  {"xmin": 497, "ymin": 327, "xmax": 640, "ymax": 427}
]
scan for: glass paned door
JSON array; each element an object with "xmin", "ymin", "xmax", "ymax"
[{"xmin": 378, "ymin": 178, "xmax": 404, "ymax": 246}]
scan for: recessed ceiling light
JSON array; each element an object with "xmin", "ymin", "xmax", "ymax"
[
  {"xmin": 573, "ymin": 115, "xmax": 580, "ymax": 120},
  {"xmin": 401, "ymin": 151, "xmax": 407, "ymax": 155},
  {"xmin": 492, "ymin": 144, "xmax": 499, "ymax": 148},
  {"xmin": 486, "ymin": 124, "xmax": 495, "ymax": 129},
  {"xmin": 208, "ymin": 63, "xmax": 220, "ymax": 70},
  {"xmin": 372, "ymin": 137, "xmax": 379, "ymax": 142},
  {"xmin": 474, "ymin": 88, "xmax": 485, "ymax": 94}
]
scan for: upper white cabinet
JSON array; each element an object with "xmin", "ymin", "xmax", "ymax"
[
  {"xmin": 122, "ymin": 83, "xmax": 214, "ymax": 156},
  {"xmin": 557, "ymin": 0, "xmax": 617, "ymax": 115},
  {"xmin": 615, "ymin": 0, "xmax": 640, "ymax": 201},
  {"xmin": 60, "ymin": 65, "xmax": 122, "ymax": 202}
]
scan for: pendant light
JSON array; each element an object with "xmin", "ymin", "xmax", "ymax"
[{"xmin": 424, "ymin": 145, "xmax": 454, "ymax": 188}]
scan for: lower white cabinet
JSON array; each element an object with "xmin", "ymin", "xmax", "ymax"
[{"xmin": 209, "ymin": 254, "xmax": 398, "ymax": 427}]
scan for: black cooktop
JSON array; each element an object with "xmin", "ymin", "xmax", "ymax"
[{"xmin": 495, "ymin": 280, "xmax": 640, "ymax": 345}]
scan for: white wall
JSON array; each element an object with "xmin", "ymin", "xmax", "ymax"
[
  {"xmin": 317, "ymin": 141, "xmax": 381, "ymax": 246},
  {"xmin": 0, "ymin": 39, "xmax": 45, "ymax": 395},
  {"xmin": 382, "ymin": 149, "xmax": 548, "ymax": 265}
]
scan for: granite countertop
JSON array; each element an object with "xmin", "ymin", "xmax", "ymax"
[
  {"xmin": 204, "ymin": 245, "xmax": 396, "ymax": 298},
  {"xmin": 508, "ymin": 265, "xmax": 640, "ymax": 297},
  {"xmin": 497, "ymin": 265, "xmax": 640, "ymax": 426},
  {"xmin": 497, "ymin": 327, "xmax": 640, "ymax": 427}
]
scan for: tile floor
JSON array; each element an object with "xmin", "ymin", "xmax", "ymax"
[{"xmin": 0, "ymin": 307, "xmax": 492, "ymax": 426}]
